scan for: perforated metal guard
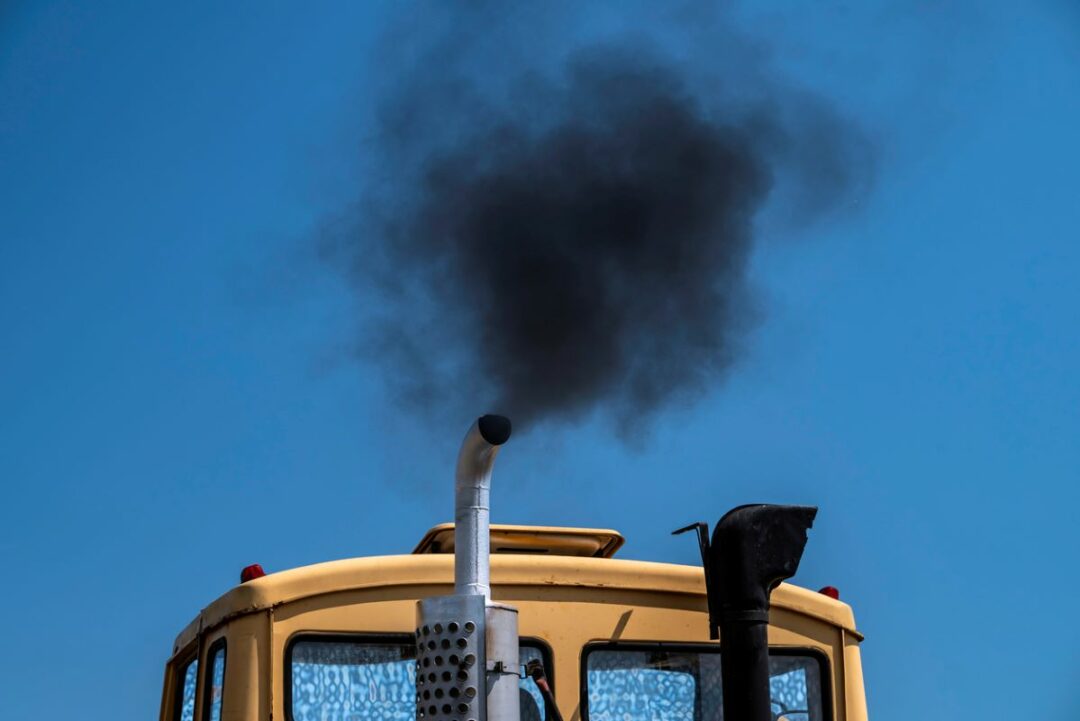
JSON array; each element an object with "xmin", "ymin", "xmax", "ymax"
[{"xmin": 416, "ymin": 595, "xmax": 487, "ymax": 721}]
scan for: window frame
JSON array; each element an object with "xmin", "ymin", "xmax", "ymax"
[
  {"xmin": 172, "ymin": 646, "xmax": 201, "ymax": 721},
  {"xmin": 579, "ymin": 642, "xmax": 832, "ymax": 721},
  {"xmin": 283, "ymin": 632, "xmax": 555, "ymax": 721},
  {"xmin": 201, "ymin": 637, "xmax": 227, "ymax": 721}
]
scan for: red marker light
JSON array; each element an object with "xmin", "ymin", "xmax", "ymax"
[
  {"xmin": 818, "ymin": 585, "xmax": 840, "ymax": 600},
  {"xmin": 240, "ymin": 564, "xmax": 266, "ymax": 583}
]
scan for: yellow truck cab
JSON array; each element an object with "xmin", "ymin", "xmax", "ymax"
[{"xmin": 160, "ymin": 418, "xmax": 869, "ymax": 721}]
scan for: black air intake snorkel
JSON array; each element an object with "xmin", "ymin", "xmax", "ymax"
[{"xmin": 676, "ymin": 504, "xmax": 817, "ymax": 721}]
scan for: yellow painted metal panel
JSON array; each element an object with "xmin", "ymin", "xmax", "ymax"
[
  {"xmin": 843, "ymin": 633, "xmax": 869, "ymax": 721},
  {"xmin": 173, "ymin": 553, "xmax": 859, "ymax": 652}
]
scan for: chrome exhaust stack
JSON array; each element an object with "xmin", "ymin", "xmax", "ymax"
[
  {"xmin": 454, "ymin": 415, "xmax": 512, "ymax": 599},
  {"xmin": 416, "ymin": 416, "xmax": 519, "ymax": 721}
]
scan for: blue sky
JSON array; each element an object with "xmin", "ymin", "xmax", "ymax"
[{"xmin": 1, "ymin": 2, "xmax": 1078, "ymax": 720}]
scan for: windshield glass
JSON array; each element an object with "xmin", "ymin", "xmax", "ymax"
[
  {"xmin": 585, "ymin": 647, "xmax": 825, "ymax": 721},
  {"xmin": 287, "ymin": 637, "xmax": 549, "ymax": 721}
]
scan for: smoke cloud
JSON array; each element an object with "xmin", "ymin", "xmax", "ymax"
[{"xmin": 324, "ymin": 6, "xmax": 872, "ymax": 436}]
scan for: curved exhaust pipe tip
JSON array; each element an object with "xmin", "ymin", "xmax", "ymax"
[
  {"xmin": 454, "ymin": 415, "xmax": 512, "ymax": 599},
  {"xmin": 477, "ymin": 414, "xmax": 512, "ymax": 446}
]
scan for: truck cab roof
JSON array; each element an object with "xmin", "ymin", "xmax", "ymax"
[{"xmin": 172, "ymin": 524, "xmax": 859, "ymax": 655}]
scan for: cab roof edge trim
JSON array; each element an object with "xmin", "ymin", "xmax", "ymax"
[{"xmin": 172, "ymin": 554, "xmax": 859, "ymax": 649}]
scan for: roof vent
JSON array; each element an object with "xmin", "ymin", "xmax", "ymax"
[{"xmin": 414, "ymin": 524, "xmax": 625, "ymax": 559}]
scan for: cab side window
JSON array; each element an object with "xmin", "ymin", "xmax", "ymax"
[
  {"xmin": 176, "ymin": 657, "xmax": 199, "ymax": 721},
  {"xmin": 204, "ymin": 641, "xmax": 227, "ymax": 721}
]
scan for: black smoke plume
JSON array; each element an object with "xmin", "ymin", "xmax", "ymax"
[{"xmin": 324, "ymin": 9, "xmax": 871, "ymax": 436}]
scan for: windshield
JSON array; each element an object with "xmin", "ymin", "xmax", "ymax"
[
  {"xmin": 286, "ymin": 636, "xmax": 549, "ymax": 721},
  {"xmin": 585, "ymin": 646, "xmax": 826, "ymax": 721}
]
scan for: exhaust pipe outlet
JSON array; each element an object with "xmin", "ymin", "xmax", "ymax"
[{"xmin": 416, "ymin": 415, "xmax": 519, "ymax": 721}]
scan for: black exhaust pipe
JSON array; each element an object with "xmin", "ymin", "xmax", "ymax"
[{"xmin": 675, "ymin": 504, "xmax": 817, "ymax": 721}]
